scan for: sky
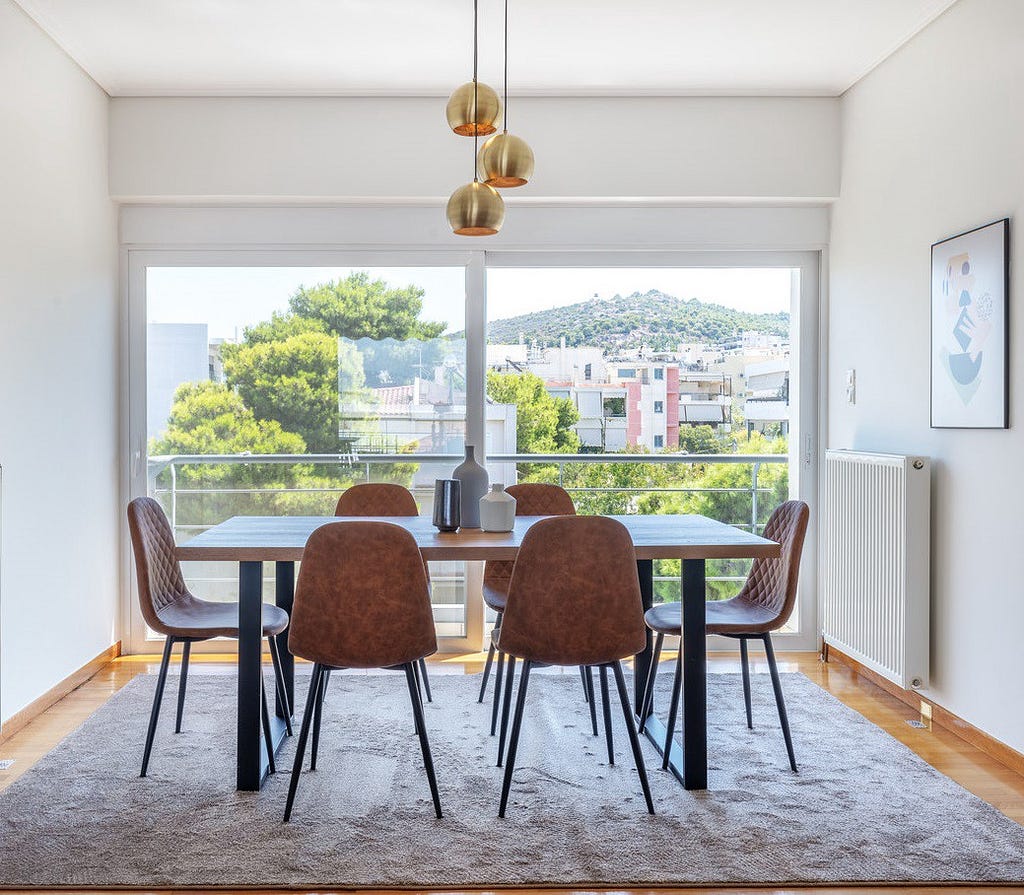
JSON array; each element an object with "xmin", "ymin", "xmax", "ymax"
[{"xmin": 147, "ymin": 266, "xmax": 795, "ymax": 340}]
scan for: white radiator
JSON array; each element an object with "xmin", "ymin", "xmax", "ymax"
[{"xmin": 822, "ymin": 450, "xmax": 930, "ymax": 690}]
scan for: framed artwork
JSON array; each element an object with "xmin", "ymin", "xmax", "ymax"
[{"xmin": 931, "ymin": 218, "xmax": 1010, "ymax": 428}]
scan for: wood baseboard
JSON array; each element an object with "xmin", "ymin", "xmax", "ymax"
[
  {"xmin": 0, "ymin": 642, "xmax": 121, "ymax": 744},
  {"xmin": 825, "ymin": 643, "xmax": 1024, "ymax": 777}
]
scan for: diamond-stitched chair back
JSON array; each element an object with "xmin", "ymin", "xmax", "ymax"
[
  {"xmin": 126, "ymin": 497, "xmax": 192, "ymax": 636},
  {"xmin": 734, "ymin": 500, "xmax": 809, "ymax": 626}
]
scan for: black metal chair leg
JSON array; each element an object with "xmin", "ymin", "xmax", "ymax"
[
  {"xmin": 579, "ymin": 665, "xmax": 590, "ymax": 703},
  {"xmin": 498, "ymin": 659, "xmax": 532, "ymax": 818},
  {"xmin": 599, "ymin": 665, "xmax": 614, "ymax": 765},
  {"xmin": 260, "ymin": 678, "xmax": 276, "ymax": 775},
  {"xmin": 763, "ymin": 634, "xmax": 798, "ymax": 772},
  {"xmin": 496, "ymin": 654, "xmax": 517, "ymax": 766},
  {"xmin": 478, "ymin": 641, "xmax": 496, "ymax": 703},
  {"xmin": 490, "ymin": 649, "xmax": 505, "ymax": 736},
  {"xmin": 268, "ymin": 635, "xmax": 293, "ymax": 736},
  {"xmin": 639, "ymin": 632, "xmax": 664, "ymax": 733},
  {"xmin": 662, "ymin": 648, "xmax": 683, "ymax": 770},
  {"xmin": 174, "ymin": 640, "xmax": 191, "ymax": 734},
  {"xmin": 739, "ymin": 636, "xmax": 753, "ymax": 729},
  {"xmin": 412, "ymin": 657, "xmax": 424, "ymax": 703},
  {"xmin": 585, "ymin": 665, "xmax": 598, "ymax": 736},
  {"xmin": 418, "ymin": 657, "xmax": 433, "ymax": 703},
  {"xmin": 310, "ymin": 667, "xmax": 328, "ymax": 771},
  {"xmin": 404, "ymin": 663, "xmax": 443, "ymax": 818},
  {"xmin": 283, "ymin": 664, "xmax": 323, "ymax": 822},
  {"xmin": 612, "ymin": 660, "xmax": 655, "ymax": 814},
  {"xmin": 140, "ymin": 636, "xmax": 175, "ymax": 778}
]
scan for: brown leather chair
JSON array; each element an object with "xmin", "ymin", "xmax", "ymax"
[
  {"xmin": 640, "ymin": 500, "xmax": 810, "ymax": 773},
  {"xmin": 127, "ymin": 497, "xmax": 291, "ymax": 777},
  {"xmin": 283, "ymin": 521, "xmax": 441, "ymax": 821},
  {"xmin": 335, "ymin": 483, "xmax": 432, "ymax": 703},
  {"xmin": 494, "ymin": 515, "xmax": 654, "ymax": 817},
  {"xmin": 478, "ymin": 484, "xmax": 585, "ymax": 742}
]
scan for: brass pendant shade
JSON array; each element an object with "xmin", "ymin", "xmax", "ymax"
[
  {"xmin": 446, "ymin": 181, "xmax": 505, "ymax": 236},
  {"xmin": 479, "ymin": 131, "xmax": 534, "ymax": 187},
  {"xmin": 446, "ymin": 81, "xmax": 502, "ymax": 136}
]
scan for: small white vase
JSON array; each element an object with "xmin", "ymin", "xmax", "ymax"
[{"xmin": 480, "ymin": 483, "xmax": 517, "ymax": 532}]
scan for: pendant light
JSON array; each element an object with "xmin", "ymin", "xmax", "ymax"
[
  {"xmin": 447, "ymin": 0, "xmax": 505, "ymax": 236},
  {"xmin": 478, "ymin": 0, "xmax": 534, "ymax": 188},
  {"xmin": 445, "ymin": 0, "xmax": 502, "ymax": 136}
]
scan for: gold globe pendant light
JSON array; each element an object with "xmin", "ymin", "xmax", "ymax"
[
  {"xmin": 447, "ymin": 180, "xmax": 505, "ymax": 236},
  {"xmin": 445, "ymin": 0, "xmax": 502, "ymax": 136},
  {"xmin": 447, "ymin": 0, "xmax": 505, "ymax": 236},
  {"xmin": 446, "ymin": 82, "xmax": 501, "ymax": 137},
  {"xmin": 479, "ymin": 0, "xmax": 534, "ymax": 188}
]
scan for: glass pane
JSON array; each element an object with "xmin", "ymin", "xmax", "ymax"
[
  {"xmin": 485, "ymin": 267, "xmax": 794, "ymax": 623},
  {"xmin": 145, "ymin": 266, "xmax": 468, "ymax": 638}
]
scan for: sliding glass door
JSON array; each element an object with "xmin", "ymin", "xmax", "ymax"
[{"xmin": 127, "ymin": 250, "xmax": 819, "ymax": 654}]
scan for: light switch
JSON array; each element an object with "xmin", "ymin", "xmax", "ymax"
[{"xmin": 845, "ymin": 369, "xmax": 856, "ymax": 405}]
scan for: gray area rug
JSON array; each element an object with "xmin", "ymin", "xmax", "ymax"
[{"xmin": 1, "ymin": 669, "xmax": 1023, "ymax": 888}]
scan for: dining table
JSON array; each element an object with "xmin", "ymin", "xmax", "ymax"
[{"xmin": 175, "ymin": 512, "xmax": 779, "ymax": 792}]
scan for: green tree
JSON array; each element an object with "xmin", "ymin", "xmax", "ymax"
[
  {"xmin": 289, "ymin": 272, "xmax": 446, "ymax": 341},
  {"xmin": 153, "ymin": 381, "xmax": 306, "ymax": 458},
  {"xmin": 678, "ymin": 424, "xmax": 723, "ymax": 454},
  {"xmin": 486, "ymin": 370, "xmax": 580, "ymax": 454},
  {"xmin": 221, "ymin": 330, "xmax": 350, "ymax": 453}
]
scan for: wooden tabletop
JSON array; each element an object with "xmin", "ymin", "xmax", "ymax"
[{"xmin": 175, "ymin": 514, "xmax": 779, "ymax": 563}]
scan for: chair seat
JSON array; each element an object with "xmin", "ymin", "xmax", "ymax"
[
  {"xmin": 644, "ymin": 597, "xmax": 779, "ymax": 636},
  {"xmin": 157, "ymin": 597, "xmax": 289, "ymax": 640},
  {"xmin": 483, "ymin": 579, "xmax": 509, "ymax": 612}
]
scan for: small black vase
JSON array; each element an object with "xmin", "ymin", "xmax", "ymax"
[{"xmin": 432, "ymin": 479, "xmax": 461, "ymax": 532}]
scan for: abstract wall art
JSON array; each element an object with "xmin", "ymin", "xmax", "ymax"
[{"xmin": 931, "ymin": 218, "xmax": 1009, "ymax": 428}]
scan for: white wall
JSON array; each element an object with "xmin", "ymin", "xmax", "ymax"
[
  {"xmin": 0, "ymin": 0, "xmax": 119, "ymax": 723},
  {"xmin": 829, "ymin": 0, "xmax": 1024, "ymax": 751},
  {"xmin": 109, "ymin": 95, "xmax": 839, "ymax": 202}
]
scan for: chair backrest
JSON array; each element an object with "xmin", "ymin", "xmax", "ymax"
[
  {"xmin": 289, "ymin": 521, "xmax": 436, "ymax": 669},
  {"xmin": 736, "ymin": 499, "xmax": 810, "ymax": 626},
  {"xmin": 496, "ymin": 515, "xmax": 644, "ymax": 666},
  {"xmin": 335, "ymin": 482, "xmax": 419, "ymax": 517},
  {"xmin": 126, "ymin": 496, "xmax": 190, "ymax": 635},
  {"xmin": 484, "ymin": 483, "xmax": 576, "ymax": 583}
]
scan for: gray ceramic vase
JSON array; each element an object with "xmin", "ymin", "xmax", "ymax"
[{"xmin": 453, "ymin": 444, "xmax": 488, "ymax": 528}]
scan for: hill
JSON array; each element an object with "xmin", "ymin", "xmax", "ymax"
[{"xmin": 486, "ymin": 290, "xmax": 789, "ymax": 351}]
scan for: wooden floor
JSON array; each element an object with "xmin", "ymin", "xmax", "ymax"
[{"xmin": 1, "ymin": 651, "xmax": 1023, "ymax": 895}]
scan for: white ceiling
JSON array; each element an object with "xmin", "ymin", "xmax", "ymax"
[{"xmin": 14, "ymin": 0, "xmax": 958, "ymax": 97}]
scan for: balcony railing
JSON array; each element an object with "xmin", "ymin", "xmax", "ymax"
[{"xmin": 148, "ymin": 451, "xmax": 788, "ymax": 612}]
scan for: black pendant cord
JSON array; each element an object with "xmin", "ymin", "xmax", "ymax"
[
  {"xmin": 503, "ymin": 0, "xmax": 509, "ymax": 134},
  {"xmin": 473, "ymin": 0, "xmax": 480, "ymax": 180}
]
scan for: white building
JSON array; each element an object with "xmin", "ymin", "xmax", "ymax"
[
  {"xmin": 146, "ymin": 322, "xmax": 209, "ymax": 441},
  {"xmin": 743, "ymin": 357, "xmax": 790, "ymax": 436}
]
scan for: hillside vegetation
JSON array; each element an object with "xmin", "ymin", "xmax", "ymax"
[{"xmin": 487, "ymin": 290, "xmax": 789, "ymax": 351}]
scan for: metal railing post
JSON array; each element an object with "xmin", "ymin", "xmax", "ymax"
[
  {"xmin": 750, "ymin": 460, "xmax": 760, "ymax": 533},
  {"xmin": 170, "ymin": 462, "xmax": 178, "ymax": 536}
]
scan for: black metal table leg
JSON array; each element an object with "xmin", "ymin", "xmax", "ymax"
[
  {"xmin": 237, "ymin": 560, "xmax": 264, "ymax": 791},
  {"xmin": 274, "ymin": 561, "xmax": 295, "ymax": 717},
  {"xmin": 639, "ymin": 557, "xmax": 708, "ymax": 791},
  {"xmin": 680, "ymin": 558, "xmax": 708, "ymax": 789},
  {"xmin": 634, "ymin": 559, "xmax": 654, "ymax": 712}
]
